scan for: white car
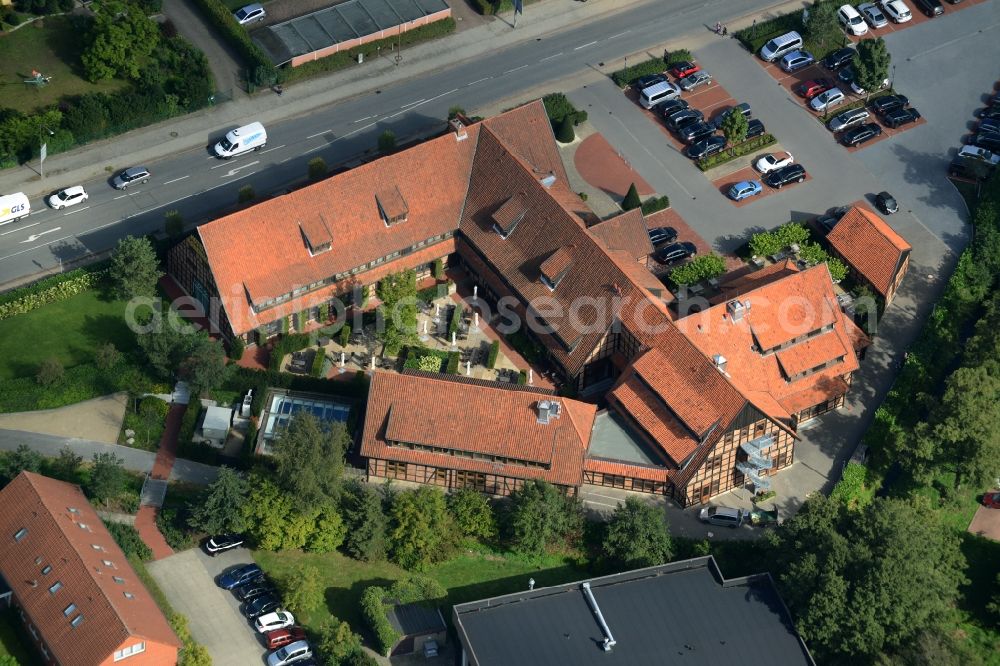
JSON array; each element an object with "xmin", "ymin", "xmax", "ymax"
[
  {"xmin": 850, "ymin": 77, "xmax": 889, "ymax": 95},
  {"xmin": 254, "ymin": 611, "xmax": 295, "ymax": 634},
  {"xmin": 838, "ymin": 5, "xmax": 869, "ymax": 35},
  {"xmin": 267, "ymin": 640, "xmax": 312, "ymax": 666},
  {"xmin": 880, "ymin": 0, "xmax": 912, "ymax": 22},
  {"xmin": 810, "ymin": 88, "xmax": 846, "ymax": 112},
  {"xmin": 47, "ymin": 186, "xmax": 88, "ymax": 210},
  {"xmin": 958, "ymin": 145, "xmax": 1000, "ymax": 165},
  {"xmin": 858, "ymin": 2, "xmax": 889, "ymax": 27},
  {"xmin": 755, "ymin": 152, "xmax": 794, "ymax": 173},
  {"xmin": 233, "ymin": 2, "xmax": 265, "ymax": 24}
]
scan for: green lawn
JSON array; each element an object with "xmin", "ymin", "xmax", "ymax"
[
  {"xmin": 0, "ymin": 287, "xmax": 138, "ymax": 380},
  {"xmin": 0, "ymin": 16, "xmax": 127, "ymax": 114},
  {"xmin": 0, "ymin": 609, "xmax": 40, "ymax": 665}
]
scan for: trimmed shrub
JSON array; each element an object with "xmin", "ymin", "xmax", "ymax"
[
  {"xmin": 542, "ymin": 93, "xmax": 587, "ymax": 126},
  {"xmin": 640, "ymin": 195, "xmax": 670, "ymax": 215},
  {"xmin": 447, "ymin": 305, "xmax": 463, "ymax": 338},
  {"xmin": 308, "ymin": 157, "xmax": 327, "ymax": 181},
  {"xmin": 229, "ymin": 336, "xmax": 245, "ymax": 361},
  {"xmin": 267, "ymin": 333, "xmax": 312, "ymax": 372},
  {"xmin": 555, "ymin": 115, "xmax": 575, "ymax": 143},
  {"xmin": 318, "ymin": 303, "xmax": 329, "ymax": 322},
  {"xmin": 486, "ymin": 340, "xmax": 500, "ymax": 369},
  {"xmin": 238, "ymin": 184, "xmax": 255, "ymax": 203},
  {"xmin": 339, "ymin": 324, "xmax": 352, "ymax": 348},
  {"xmin": 446, "ymin": 351, "xmax": 460, "ymax": 374},
  {"xmin": 310, "ymin": 349, "xmax": 327, "ymax": 378},
  {"xmin": 517, "ymin": 369, "xmax": 528, "ymax": 385},
  {"xmin": 378, "ymin": 130, "xmax": 396, "ymax": 154},
  {"xmin": 295, "ymin": 310, "xmax": 307, "ymax": 333},
  {"xmin": 611, "ymin": 57, "xmax": 666, "ymax": 88},
  {"xmin": 0, "ymin": 266, "xmax": 108, "ymax": 321},
  {"xmin": 669, "ymin": 254, "xmax": 727, "ymax": 286},
  {"xmin": 402, "ymin": 346, "xmax": 448, "ymax": 372},
  {"xmin": 432, "ymin": 258, "xmax": 444, "ymax": 280},
  {"xmin": 622, "ymin": 183, "xmax": 641, "ymax": 211}
]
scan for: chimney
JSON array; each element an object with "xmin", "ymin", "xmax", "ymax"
[
  {"xmin": 581, "ymin": 582, "xmax": 616, "ymax": 652},
  {"xmin": 713, "ymin": 354, "xmax": 727, "ymax": 373},
  {"xmin": 727, "ymin": 300, "xmax": 746, "ymax": 321},
  {"xmin": 536, "ymin": 400, "xmax": 551, "ymax": 424},
  {"xmin": 449, "ymin": 117, "xmax": 468, "ymax": 142}
]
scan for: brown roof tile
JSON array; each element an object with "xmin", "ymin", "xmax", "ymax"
[
  {"xmin": 361, "ymin": 371, "xmax": 595, "ymax": 486},
  {"xmin": 608, "ymin": 375, "xmax": 701, "ymax": 465},
  {"xmin": 0, "ymin": 473, "xmax": 180, "ymax": 666},
  {"xmin": 775, "ymin": 331, "xmax": 851, "ymax": 378},
  {"xmin": 583, "ymin": 457, "xmax": 670, "ymax": 482},
  {"xmin": 826, "ymin": 206, "xmax": 911, "ymax": 297},
  {"xmin": 589, "ymin": 209, "xmax": 654, "ymax": 262}
]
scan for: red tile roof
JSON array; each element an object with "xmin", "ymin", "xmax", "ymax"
[
  {"xmin": 583, "ymin": 457, "xmax": 670, "ymax": 482},
  {"xmin": 775, "ymin": 330, "xmax": 850, "ymax": 378},
  {"xmin": 361, "ymin": 371, "xmax": 596, "ymax": 487},
  {"xmin": 711, "ymin": 259, "xmax": 801, "ymax": 304},
  {"xmin": 826, "ymin": 206, "xmax": 911, "ymax": 297},
  {"xmin": 589, "ymin": 209, "xmax": 654, "ymax": 262},
  {"xmin": 607, "ymin": 375, "xmax": 701, "ymax": 465},
  {"xmin": 0, "ymin": 473, "xmax": 180, "ymax": 666}
]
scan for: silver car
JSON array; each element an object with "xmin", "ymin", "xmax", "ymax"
[
  {"xmin": 858, "ymin": 2, "xmax": 889, "ymax": 27},
  {"xmin": 698, "ymin": 506, "xmax": 744, "ymax": 528},
  {"xmin": 827, "ymin": 107, "xmax": 870, "ymax": 132},
  {"xmin": 679, "ymin": 71, "xmax": 712, "ymax": 91},
  {"xmin": 111, "ymin": 166, "xmax": 150, "ymax": 190}
]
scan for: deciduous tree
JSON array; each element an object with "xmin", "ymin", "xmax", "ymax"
[
  {"xmin": 87, "ymin": 452, "xmax": 129, "ymax": 503},
  {"xmin": 274, "ymin": 413, "xmax": 348, "ymax": 510},
  {"xmin": 178, "ymin": 334, "xmax": 229, "ymax": 396},
  {"xmin": 0, "ymin": 444, "xmax": 43, "ymax": 484},
  {"xmin": 376, "ymin": 269, "xmax": 418, "ymax": 354},
  {"xmin": 50, "ymin": 447, "xmax": 83, "ymax": 482},
  {"xmin": 720, "ymin": 108, "xmax": 749, "ymax": 148},
  {"xmin": 278, "ymin": 565, "xmax": 324, "ymax": 615},
  {"xmin": 854, "ymin": 37, "xmax": 891, "ymax": 101},
  {"xmin": 316, "ymin": 616, "xmax": 362, "ymax": 665},
  {"xmin": 82, "ymin": 0, "xmax": 161, "ymax": 81},
  {"xmin": 804, "ymin": 0, "xmax": 842, "ymax": 52},
  {"xmin": 389, "ymin": 486, "xmax": 456, "ymax": 570},
  {"xmin": 504, "ymin": 480, "xmax": 583, "ymax": 557},
  {"xmin": 603, "ymin": 497, "xmax": 672, "ymax": 569},
  {"xmin": 109, "ymin": 235, "xmax": 162, "ymax": 300},
  {"xmin": 447, "ymin": 488, "xmax": 496, "ymax": 540}
]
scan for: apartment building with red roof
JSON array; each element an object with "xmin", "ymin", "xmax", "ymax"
[
  {"xmin": 824, "ymin": 206, "xmax": 911, "ymax": 304},
  {"xmin": 0, "ymin": 472, "xmax": 180, "ymax": 666}
]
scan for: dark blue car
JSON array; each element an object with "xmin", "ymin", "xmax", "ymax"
[{"xmin": 218, "ymin": 563, "xmax": 262, "ymax": 590}]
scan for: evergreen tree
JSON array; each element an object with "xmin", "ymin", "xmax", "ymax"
[
  {"xmin": 341, "ymin": 480, "xmax": 387, "ymax": 561},
  {"xmin": 622, "ymin": 183, "xmax": 641, "ymax": 211},
  {"xmin": 109, "ymin": 235, "xmax": 162, "ymax": 300},
  {"xmin": 555, "ymin": 115, "xmax": 575, "ymax": 143},
  {"xmin": 188, "ymin": 467, "xmax": 250, "ymax": 534}
]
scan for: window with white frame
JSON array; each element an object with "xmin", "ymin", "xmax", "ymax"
[{"xmin": 113, "ymin": 642, "xmax": 146, "ymax": 661}]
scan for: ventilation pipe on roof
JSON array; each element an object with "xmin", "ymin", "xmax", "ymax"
[{"xmin": 581, "ymin": 582, "xmax": 616, "ymax": 652}]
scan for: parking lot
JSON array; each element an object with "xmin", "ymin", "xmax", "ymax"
[{"xmin": 148, "ymin": 547, "xmax": 267, "ymax": 665}]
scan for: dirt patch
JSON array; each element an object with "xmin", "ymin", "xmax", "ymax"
[{"xmin": 0, "ymin": 392, "xmax": 127, "ymax": 444}]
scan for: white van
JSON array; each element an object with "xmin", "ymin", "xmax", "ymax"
[
  {"xmin": 759, "ymin": 30, "xmax": 804, "ymax": 62},
  {"xmin": 214, "ymin": 122, "xmax": 267, "ymax": 159},
  {"xmin": 639, "ymin": 81, "xmax": 681, "ymax": 109},
  {"xmin": 0, "ymin": 192, "xmax": 30, "ymax": 226}
]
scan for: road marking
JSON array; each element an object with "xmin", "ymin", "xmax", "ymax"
[
  {"xmin": 400, "ymin": 98, "xmax": 426, "ymax": 109},
  {"xmin": 21, "ymin": 227, "xmax": 61, "ymax": 243},
  {"xmin": 352, "ymin": 116, "xmax": 374, "ymax": 124},
  {"xmin": 342, "ymin": 122, "xmax": 375, "ymax": 138},
  {"xmin": 62, "ymin": 206, "xmax": 90, "ymax": 216},
  {"xmin": 163, "ymin": 176, "xmax": 190, "ymax": 185},
  {"xmin": 260, "ymin": 144, "xmax": 286, "ymax": 154},
  {"xmin": 607, "ymin": 30, "xmax": 630, "ymax": 39},
  {"xmin": 221, "ymin": 161, "xmax": 259, "ymax": 178},
  {"xmin": 583, "ymin": 499, "xmax": 619, "ymax": 509},
  {"xmin": 505, "ymin": 64, "xmax": 528, "ymax": 74},
  {"xmin": 540, "ymin": 52, "xmax": 563, "ymax": 62},
  {"xmin": 113, "ymin": 194, "xmax": 128, "ymax": 200},
  {"xmin": 573, "ymin": 40, "xmax": 597, "ymax": 51},
  {"xmin": 467, "ymin": 77, "xmax": 491, "ymax": 86},
  {"xmin": 0, "ymin": 222, "xmax": 39, "ymax": 236},
  {"xmin": 307, "ymin": 129, "xmax": 331, "ymax": 138}
]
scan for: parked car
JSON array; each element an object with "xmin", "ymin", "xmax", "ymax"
[
  {"xmin": 875, "ymin": 191, "xmax": 898, "ymax": 214},
  {"xmin": 780, "ymin": 50, "xmax": 815, "ymax": 73},
  {"xmin": 810, "ymin": 88, "xmax": 846, "ymax": 112},
  {"xmin": 979, "ymin": 106, "xmax": 1000, "ymax": 121},
  {"xmin": 755, "ymin": 152, "xmax": 794, "ymax": 173},
  {"xmin": 859, "ymin": 2, "xmax": 889, "ymax": 27},
  {"xmin": 880, "ymin": 0, "xmax": 912, "ymax": 22},
  {"xmin": 948, "ymin": 155, "xmax": 995, "ymax": 179},
  {"xmin": 912, "ymin": 0, "xmax": 944, "ymax": 16},
  {"xmin": 797, "ymin": 78, "xmax": 834, "ymax": 99},
  {"xmin": 882, "ymin": 107, "xmax": 921, "ymax": 128},
  {"xmin": 256, "ymin": 611, "xmax": 296, "ymax": 634},
  {"xmin": 871, "ymin": 94, "xmax": 909, "ymax": 116},
  {"xmin": 268, "ymin": 640, "xmax": 312, "ymax": 666},
  {"xmin": 958, "ymin": 145, "xmax": 1000, "ymax": 165},
  {"xmin": 978, "ymin": 117, "xmax": 1000, "ymax": 135},
  {"xmin": 821, "ymin": 47, "xmax": 856, "ymax": 70},
  {"xmin": 244, "ymin": 595, "xmax": 282, "ymax": 620},
  {"xmin": 982, "ymin": 491, "xmax": 1000, "ymax": 509},
  {"xmin": 759, "ymin": 30, "xmax": 804, "ymax": 62},
  {"xmin": 678, "ymin": 121, "xmax": 715, "ymax": 144},
  {"xmin": 838, "ymin": 4, "xmax": 869, "ymax": 34},
  {"xmin": 111, "ymin": 166, "xmax": 150, "ymax": 190},
  {"xmin": 47, "ymin": 186, "xmax": 88, "ymax": 210},
  {"xmin": 685, "ymin": 135, "xmax": 727, "ymax": 160},
  {"xmin": 728, "ymin": 180, "xmax": 763, "ymax": 201},
  {"xmin": 647, "ymin": 226, "xmax": 678, "ymax": 246},
  {"xmin": 710, "ymin": 102, "xmax": 751, "ymax": 129},
  {"xmin": 698, "ymin": 506, "xmax": 744, "ymax": 528},
  {"xmin": 679, "ymin": 70, "xmax": 712, "ymax": 91},
  {"xmin": 841, "ymin": 123, "xmax": 883, "ymax": 146},
  {"xmin": 763, "ymin": 164, "xmax": 807, "ymax": 189},
  {"xmin": 655, "ymin": 241, "xmax": 697, "ymax": 265},
  {"xmin": 265, "ymin": 627, "xmax": 308, "ymax": 651},
  {"xmin": 972, "ymin": 133, "xmax": 1000, "ymax": 152},
  {"xmin": 233, "ymin": 2, "xmax": 265, "ymax": 24},
  {"xmin": 669, "ymin": 61, "xmax": 701, "ymax": 78},
  {"xmin": 633, "ymin": 73, "xmax": 668, "ymax": 90},
  {"xmin": 828, "ymin": 107, "xmax": 871, "ymax": 132},
  {"xmin": 235, "ymin": 579, "xmax": 275, "ymax": 602},
  {"xmin": 219, "ymin": 563, "xmax": 263, "ymax": 590},
  {"xmin": 745, "ymin": 118, "xmax": 766, "ymax": 139},
  {"xmin": 657, "ymin": 98, "xmax": 689, "ymax": 119},
  {"xmin": 205, "ymin": 534, "xmax": 245, "ymax": 556},
  {"xmin": 665, "ymin": 108, "xmax": 703, "ymax": 131}
]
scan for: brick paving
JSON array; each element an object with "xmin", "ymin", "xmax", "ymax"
[
  {"xmin": 712, "ymin": 166, "xmax": 812, "ymax": 207},
  {"xmin": 574, "ymin": 132, "xmax": 655, "ymax": 199},
  {"xmin": 134, "ymin": 403, "xmax": 187, "ymax": 561}
]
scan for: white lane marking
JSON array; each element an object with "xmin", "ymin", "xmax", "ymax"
[
  {"xmin": 307, "ymin": 129, "xmax": 331, "ymax": 138},
  {"xmin": 62, "ymin": 206, "xmax": 90, "ymax": 216},
  {"xmin": 342, "ymin": 122, "xmax": 375, "ymax": 138},
  {"xmin": 505, "ymin": 64, "xmax": 528, "ymax": 74},
  {"xmin": 22, "ymin": 227, "xmax": 61, "ymax": 243},
  {"xmin": 113, "ymin": 194, "xmax": 128, "ymax": 200},
  {"xmin": 1, "ymin": 222, "xmax": 39, "ymax": 236},
  {"xmin": 222, "ymin": 161, "xmax": 260, "ymax": 178},
  {"xmin": 467, "ymin": 77, "xmax": 491, "ymax": 85},
  {"xmin": 163, "ymin": 176, "xmax": 190, "ymax": 185},
  {"xmin": 607, "ymin": 30, "xmax": 630, "ymax": 39},
  {"xmin": 260, "ymin": 144, "xmax": 285, "ymax": 154},
  {"xmin": 573, "ymin": 40, "xmax": 597, "ymax": 50},
  {"xmin": 583, "ymin": 499, "xmax": 619, "ymax": 509},
  {"xmin": 441, "ymin": 88, "xmax": 459, "ymax": 95},
  {"xmin": 540, "ymin": 52, "xmax": 563, "ymax": 62},
  {"xmin": 352, "ymin": 116, "xmax": 374, "ymax": 124},
  {"xmin": 400, "ymin": 98, "xmax": 426, "ymax": 109}
]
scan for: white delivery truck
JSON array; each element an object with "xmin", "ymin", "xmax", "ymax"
[
  {"xmin": 214, "ymin": 122, "xmax": 267, "ymax": 159},
  {"xmin": 0, "ymin": 192, "xmax": 30, "ymax": 226}
]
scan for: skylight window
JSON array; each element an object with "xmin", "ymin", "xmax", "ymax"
[
  {"xmin": 113, "ymin": 576, "xmax": 125, "ymax": 585},
  {"xmin": 63, "ymin": 603, "xmax": 76, "ymax": 617},
  {"xmin": 70, "ymin": 615, "xmax": 83, "ymax": 628},
  {"xmin": 41, "ymin": 565, "xmax": 51, "ymax": 575},
  {"xmin": 49, "ymin": 581, "xmax": 62, "ymax": 594},
  {"xmin": 13, "ymin": 528, "xmax": 27, "ymax": 542}
]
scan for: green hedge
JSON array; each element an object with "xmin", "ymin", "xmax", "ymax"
[
  {"xmin": 0, "ymin": 363, "xmax": 166, "ymax": 414},
  {"xmin": 361, "ymin": 578, "xmax": 446, "ymax": 656},
  {"xmin": 176, "ymin": 400, "xmax": 202, "ymax": 449},
  {"xmin": 611, "ymin": 57, "xmax": 665, "ymax": 88},
  {"xmin": 640, "ymin": 195, "xmax": 670, "ymax": 215},
  {"xmin": 446, "ymin": 350, "xmax": 460, "ymax": 374},
  {"xmin": 310, "ymin": 348, "xmax": 326, "ymax": 378},
  {"xmin": 734, "ymin": 12, "xmax": 803, "ymax": 54},
  {"xmin": 0, "ymin": 267, "xmax": 108, "ymax": 320},
  {"xmin": 402, "ymin": 345, "xmax": 449, "ymax": 372},
  {"xmin": 267, "ymin": 333, "xmax": 312, "ymax": 372},
  {"xmin": 817, "ymin": 88, "xmax": 895, "ymax": 123},
  {"xmin": 284, "ymin": 19, "xmax": 456, "ymax": 83},
  {"xmin": 542, "ymin": 93, "xmax": 588, "ymax": 126},
  {"xmin": 105, "ymin": 521, "xmax": 153, "ymax": 561},
  {"xmin": 486, "ymin": 340, "xmax": 500, "ymax": 369},
  {"xmin": 417, "ymin": 281, "xmax": 452, "ymax": 303},
  {"xmin": 188, "ymin": 0, "xmax": 273, "ymax": 85},
  {"xmin": 696, "ymin": 133, "xmax": 776, "ymax": 171}
]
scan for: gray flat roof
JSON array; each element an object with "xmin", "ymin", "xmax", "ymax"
[
  {"xmin": 202, "ymin": 406, "xmax": 232, "ymax": 432},
  {"xmin": 588, "ymin": 410, "xmax": 666, "ymax": 466},
  {"xmin": 387, "ymin": 601, "xmax": 446, "ymax": 636},
  {"xmin": 253, "ymin": 0, "xmax": 450, "ymax": 65},
  {"xmin": 454, "ymin": 556, "xmax": 815, "ymax": 666}
]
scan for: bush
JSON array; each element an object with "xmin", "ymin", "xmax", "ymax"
[
  {"xmin": 669, "ymin": 254, "xmax": 727, "ymax": 286},
  {"xmin": 238, "ymin": 185, "xmax": 255, "ymax": 203},
  {"xmin": 36, "ymin": 357, "xmax": 65, "ymax": 387},
  {"xmin": 830, "ymin": 463, "xmax": 872, "ymax": 509},
  {"xmin": 622, "ymin": 183, "xmax": 641, "ymax": 211},
  {"xmin": 176, "ymin": 400, "xmax": 202, "ymax": 449},
  {"xmin": 446, "ymin": 350, "xmax": 460, "ymax": 374},
  {"xmin": 611, "ymin": 57, "xmax": 666, "ymax": 88},
  {"xmin": 432, "ymin": 258, "xmax": 445, "ymax": 280},
  {"xmin": 734, "ymin": 12, "xmax": 804, "ymax": 54},
  {"xmin": 696, "ymin": 134, "xmax": 777, "ymax": 171},
  {"xmin": 542, "ymin": 92, "xmax": 587, "ymax": 126},
  {"xmin": 402, "ymin": 346, "xmax": 449, "ymax": 372},
  {"xmin": 486, "ymin": 340, "xmax": 500, "ymax": 369},
  {"xmin": 104, "ymin": 521, "xmax": 152, "ymax": 561},
  {"xmin": 308, "ymin": 157, "xmax": 327, "ymax": 181},
  {"xmin": 339, "ymin": 323, "xmax": 352, "ymax": 348},
  {"xmin": 640, "ymin": 195, "xmax": 670, "ymax": 215},
  {"xmin": 155, "ymin": 507, "xmax": 197, "ymax": 550},
  {"xmin": 0, "ymin": 266, "xmax": 108, "ymax": 320},
  {"xmin": 164, "ymin": 210, "xmax": 184, "ymax": 238},
  {"xmin": 229, "ymin": 336, "xmax": 245, "ymax": 361},
  {"xmin": 749, "ymin": 222, "xmax": 811, "ymax": 258},
  {"xmin": 378, "ymin": 130, "xmax": 396, "ymax": 154}
]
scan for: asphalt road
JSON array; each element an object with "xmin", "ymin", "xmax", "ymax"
[{"xmin": 0, "ymin": 0, "xmax": 786, "ymax": 286}]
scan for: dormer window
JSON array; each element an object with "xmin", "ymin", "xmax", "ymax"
[
  {"xmin": 300, "ymin": 214, "xmax": 333, "ymax": 256},
  {"xmin": 376, "ymin": 186, "xmax": 408, "ymax": 226},
  {"xmin": 539, "ymin": 246, "xmax": 574, "ymax": 291},
  {"xmin": 492, "ymin": 194, "xmax": 527, "ymax": 238}
]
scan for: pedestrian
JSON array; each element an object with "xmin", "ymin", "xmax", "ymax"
[
  {"xmin": 723, "ymin": 25, "xmax": 728, "ymax": 36},
  {"xmin": 715, "ymin": 21, "xmax": 722, "ymax": 34}
]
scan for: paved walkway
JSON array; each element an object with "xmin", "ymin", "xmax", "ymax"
[
  {"xmin": 162, "ymin": 0, "xmax": 246, "ymax": 100},
  {"xmin": 0, "ymin": 392, "xmax": 127, "ymax": 444},
  {"xmin": 134, "ymin": 402, "xmax": 189, "ymax": 561},
  {"xmin": 574, "ymin": 131, "xmax": 655, "ymax": 202}
]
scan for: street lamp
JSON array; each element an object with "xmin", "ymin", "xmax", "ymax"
[
  {"xmin": 890, "ymin": 64, "xmax": 896, "ymax": 90},
  {"xmin": 39, "ymin": 125, "xmax": 54, "ymax": 180}
]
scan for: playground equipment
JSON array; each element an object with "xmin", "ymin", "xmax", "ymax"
[{"xmin": 23, "ymin": 70, "xmax": 52, "ymax": 87}]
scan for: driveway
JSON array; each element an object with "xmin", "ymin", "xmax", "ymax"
[
  {"xmin": 162, "ymin": 0, "xmax": 247, "ymax": 98},
  {"xmin": 147, "ymin": 547, "xmax": 267, "ymax": 665}
]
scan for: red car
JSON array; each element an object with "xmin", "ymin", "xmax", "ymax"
[
  {"xmin": 797, "ymin": 78, "xmax": 834, "ymax": 100},
  {"xmin": 265, "ymin": 626, "xmax": 307, "ymax": 650},
  {"xmin": 669, "ymin": 61, "xmax": 701, "ymax": 79},
  {"xmin": 983, "ymin": 491, "xmax": 1000, "ymax": 509}
]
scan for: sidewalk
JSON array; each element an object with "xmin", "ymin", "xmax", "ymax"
[{"xmin": 134, "ymin": 402, "xmax": 188, "ymax": 561}]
